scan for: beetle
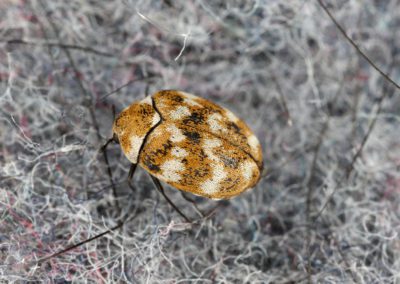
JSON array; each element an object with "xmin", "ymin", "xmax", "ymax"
[{"xmin": 108, "ymin": 90, "xmax": 263, "ymax": 201}]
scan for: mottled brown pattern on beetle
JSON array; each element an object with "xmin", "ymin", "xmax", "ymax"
[
  {"xmin": 112, "ymin": 100, "xmax": 160, "ymax": 163},
  {"xmin": 112, "ymin": 90, "xmax": 263, "ymax": 199},
  {"xmin": 153, "ymin": 91, "xmax": 262, "ymax": 169},
  {"xmin": 139, "ymin": 123, "xmax": 259, "ymax": 198}
]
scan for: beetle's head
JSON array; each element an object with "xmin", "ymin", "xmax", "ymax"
[{"xmin": 112, "ymin": 96, "xmax": 161, "ymax": 163}]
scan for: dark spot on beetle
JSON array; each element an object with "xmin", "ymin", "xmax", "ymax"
[
  {"xmin": 182, "ymin": 158, "xmax": 188, "ymax": 164},
  {"xmin": 224, "ymin": 180, "xmax": 239, "ymax": 191},
  {"xmin": 199, "ymin": 149, "xmax": 208, "ymax": 160},
  {"xmin": 144, "ymin": 158, "xmax": 160, "ymax": 172},
  {"xmin": 227, "ymin": 122, "xmax": 241, "ymax": 134},
  {"xmin": 183, "ymin": 131, "xmax": 201, "ymax": 144},
  {"xmin": 193, "ymin": 168, "xmax": 210, "ymax": 178},
  {"xmin": 172, "ymin": 95, "xmax": 184, "ymax": 103},
  {"xmin": 219, "ymin": 155, "xmax": 239, "ymax": 169},
  {"xmin": 159, "ymin": 90, "xmax": 184, "ymax": 103},
  {"xmin": 140, "ymin": 104, "xmax": 153, "ymax": 116},
  {"xmin": 182, "ymin": 174, "xmax": 199, "ymax": 187},
  {"xmin": 183, "ymin": 112, "xmax": 205, "ymax": 124},
  {"xmin": 153, "ymin": 141, "xmax": 173, "ymax": 157}
]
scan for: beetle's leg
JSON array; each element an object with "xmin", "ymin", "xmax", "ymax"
[
  {"xmin": 100, "ymin": 136, "xmax": 115, "ymax": 153},
  {"xmin": 37, "ymin": 221, "xmax": 124, "ymax": 265},
  {"xmin": 149, "ymin": 175, "xmax": 191, "ymax": 223},
  {"xmin": 180, "ymin": 192, "xmax": 205, "ymax": 218},
  {"xmin": 100, "ymin": 135, "xmax": 121, "ymax": 216},
  {"xmin": 37, "ymin": 209, "xmax": 141, "ymax": 265},
  {"xmin": 38, "ymin": 137, "xmax": 128, "ymax": 264},
  {"xmin": 179, "ymin": 193, "xmax": 224, "ymax": 223},
  {"xmin": 127, "ymin": 163, "xmax": 137, "ymax": 192}
]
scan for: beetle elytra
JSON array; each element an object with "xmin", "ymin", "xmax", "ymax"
[{"xmin": 111, "ymin": 90, "xmax": 263, "ymax": 199}]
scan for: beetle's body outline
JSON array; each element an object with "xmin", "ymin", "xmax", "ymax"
[{"xmin": 112, "ymin": 90, "xmax": 263, "ymax": 199}]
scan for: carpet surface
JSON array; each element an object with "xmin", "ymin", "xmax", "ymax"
[{"xmin": 1, "ymin": 1, "xmax": 399, "ymax": 283}]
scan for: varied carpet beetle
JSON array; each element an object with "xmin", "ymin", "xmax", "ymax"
[{"xmin": 111, "ymin": 90, "xmax": 263, "ymax": 199}]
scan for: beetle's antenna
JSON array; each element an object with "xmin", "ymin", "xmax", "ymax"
[
  {"xmin": 99, "ymin": 78, "xmax": 141, "ymax": 101},
  {"xmin": 150, "ymin": 175, "xmax": 191, "ymax": 223},
  {"xmin": 99, "ymin": 76, "xmax": 157, "ymax": 102}
]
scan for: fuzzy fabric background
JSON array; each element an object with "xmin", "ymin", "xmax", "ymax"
[{"xmin": 1, "ymin": 0, "xmax": 400, "ymax": 283}]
